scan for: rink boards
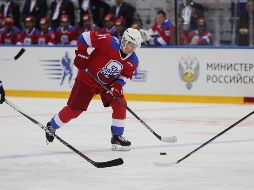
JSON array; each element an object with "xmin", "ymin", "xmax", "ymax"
[{"xmin": 0, "ymin": 46, "xmax": 254, "ymax": 104}]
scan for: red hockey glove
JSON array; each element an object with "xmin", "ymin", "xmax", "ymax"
[
  {"xmin": 74, "ymin": 50, "xmax": 90, "ymax": 70},
  {"xmin": 109, "ymin": 82, "xmax": 123, "ymax": 98}
]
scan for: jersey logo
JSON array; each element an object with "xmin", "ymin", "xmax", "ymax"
[
  {"xmin": 97, "ymin": 60, "xmax": 123, "ymax": 84},
  {"xmin": 97, "ymin": 34, "xmax": 107, "ymax": 40},
  {"xmin": 4, "ymin": 38, "xmax": 12, "ymax": 44},
  {"xmin": 38, "ymin": 37, "xmax": 46, "ymax": 45},
  {"xmin": 24, "ymin": 37, "xmax": 32, "ymax": 45},
  {"xmin": 60, "ymin": 34, "xmax": 69, "ymax": 44}
]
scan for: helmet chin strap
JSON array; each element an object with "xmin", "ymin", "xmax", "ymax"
[{"xmin": 119, "ymin": 48, "xmax": 128, "ymax": 59}]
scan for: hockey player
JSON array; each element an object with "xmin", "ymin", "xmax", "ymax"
[
  {"xmin": 0, "ymin": 80, "xmax": 5, "ymax": 104},
  {"xmin": 102, "ymin": 13, "xmax": 117, "ymax": 37},
  {"xmin": 0, "ymin": 13, "xmax": 4, "ymax": 29},
  {"xmin": 38, "ymin": 17, "xmax": 56, "ymax": 45},
  {"xmin": 187, "ymin": 18, "xmax": 213, "ymax": 45},
  {"xmin": 55, "ymin": 14, "xmax": 77, "ymax": 45},
  {"xmin": 115, "ymin": 18, "xmax": 126, "ymax": 40},
  {"xmin": 0, "ymin": 17, "xmax": 21, "ymax": 44},
  {"xmin": 148, "ymin": 10, "xmax": 174, "ymax": 46},
  {"xmin": 18, "ymin": 16, "xmax": 40, "ymax": 45},
  {"xmin": 46, "ymin": 28, "xmax": 142, "ymax": 151},
  {"xmin": 77, "ymin": 13, "xmax": 100, "ymax": 35}
]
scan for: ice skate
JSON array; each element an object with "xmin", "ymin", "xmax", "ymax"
[
  {"xmin": 45, "ymin": 122, "xmax": 56, "ymax": 143},
  {"xmin": 111, "ymin": 135, "xmax": 131, "ymax": 151}
]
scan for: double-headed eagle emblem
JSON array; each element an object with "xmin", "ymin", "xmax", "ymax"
[{"xmin": 179, "ymin": 56, "xmax": 200, "ymax": 89}]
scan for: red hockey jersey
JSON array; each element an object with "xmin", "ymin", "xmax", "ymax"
[
  {"xmin": 76, "ymin": 31, "xmax": 139, "ymax": 89},
  {"xmin": 38, "ymin": 28, "xmax": 56, "ymax": 45},
  {"xmin": 187, "ymin": 30, "xmax": 212, "ymax": 45}
]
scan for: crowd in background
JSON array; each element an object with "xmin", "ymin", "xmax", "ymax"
[{"xmin": 0, "ymin": 0, "xmax": 253, "ymax": 46}]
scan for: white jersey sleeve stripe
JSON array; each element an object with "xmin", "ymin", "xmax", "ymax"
[
  {"xmin": 81, "ymin": 32, "xmax": 92, "ymax": 47},
  {"xmin": 157, "ymin": 37, "xmax": 167, "ymax": 46}
]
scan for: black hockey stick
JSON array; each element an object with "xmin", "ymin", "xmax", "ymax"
[
  {"xmin": 4, "ymin": 99, "xmax": 123, "ymax": 168},
  {"xmin": 1, "ymin": 48, "xmax": 26, "ymax": 61},
  {"xmin": 154, "ymin": 110, "xmax": 254, "ymax": 166},
  {"xmin": 14, "ymin": 48, "xmax": 26, "ymax": 60},
  {"xmin": 84, "ymin": 68, "xmax": 177, "ymax": 143}
]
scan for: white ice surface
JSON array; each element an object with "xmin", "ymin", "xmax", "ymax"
[{"xmin": 0, "ymin": 97, "xmax": 254, "ymax": 190}]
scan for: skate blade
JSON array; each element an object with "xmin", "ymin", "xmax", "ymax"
[{"xmin": 111, "ymin": 144, "xmax": 130, "ymax": 151}]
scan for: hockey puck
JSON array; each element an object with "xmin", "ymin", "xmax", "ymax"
[
  {"xmin": 160, "ymin": 152, "xmax": 167, "ymax": 155},
  {"xmin": 14, "ymin": 48, "xmax": 26, "ymax": 60}
]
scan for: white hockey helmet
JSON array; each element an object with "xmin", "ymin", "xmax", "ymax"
[{"xmin": 121, "ymin": 28, "xmax": 142, "ymax": 51}]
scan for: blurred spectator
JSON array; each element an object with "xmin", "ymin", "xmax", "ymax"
[
  {"xmin": 187, "ymin": 17, "xmax": 212, "ymax": 45},
  {"xmin": 18, "ymin": 16, "xmax": 40, "ymax": 45},
  {"xmin": 148, "ymin": 10, "xmax": 174, "ymax": 46},
  {"xmin": 77, "ymin": 13, "xmax": 100, "ymax": 35},
  {"xmin": 78, "ymin": 0, "xmax": 110, "ymax": 28},
  {"xmin": 131, "ymin": 20, "xmax": 150, "ymax": 46},
  {"xmin": 115, "ymin": 17, "xmax": 126, "ymax": 40},
  {"xmin": 55, "ymin": 14, "xmax": 77, "ymax": 45},
  {"xmin": 178, "ymin": 16, "xmax": 188, "ymax": 45},
  {"xmin": 0, "ymin": 0, "xmax": 21, "ymax": 28},
  {"xmin": 22, "ymin": 0, "xmax": 48, "ymax": 29},
  {"xmin": 49, "ymin": 0, "xmax": 75, "ymax": 30},
  {"xmin": 38, "ymin": 17, "xmax": 56, "ymax": 45},
  {"xmin": 179, "ymin": 0, "xmax": 205, "ymax": 32},
  {"xmin": 102, "ymin": 13, "xmax": 117, "ymax": 36},
  {"xmin": 238, "ymin": 0, "xmax": 254, "ymax": 46},
  {"xmin": 110, "ymin": 0, "xmax": 135, "ymax": 28},
  {"xmin": 131, "ymin": 20, "xmax": 142, "ymax": 31},
  {"xmin": 0, "ymin": 17, "xmax": 21, "ymax": 44},
  {"xmin": 0, "ymin": 13, "xmax": 4, "ymax": 29}
]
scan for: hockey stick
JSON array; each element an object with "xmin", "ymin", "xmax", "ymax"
[
  {"xmin": 154, "ymin": 110, "xmax": 254, "ymax": 166},
  {"xmin": 84, "ymin": 68, "xmax": 177, "ymax": 143},
  {"xmin": 0, "ymin": 48, "xmax": 26, "ymax": 61},
  {"xmin": 4, "ymin": 99, "xmax": 124, "ymax": 168},
  {"xmin": 14, "ymin": 48, "xmax": 26, "ymax": 60}
]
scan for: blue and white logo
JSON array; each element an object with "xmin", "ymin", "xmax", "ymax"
[
  {"xmin": 40, "ymin": 52, "xmax": 75, "ymax": 87},
  {"xmin": 97, "ymin": 60, "xmax": 123, "ymax": 84},
  {"xmin": 132, "ymin": 67, "xmax": 147, "ymax": 82}
]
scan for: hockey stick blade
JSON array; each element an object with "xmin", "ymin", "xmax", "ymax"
[
  {"xmin": 5, "ymin": 99, "xmax": 124, "ymax": 168},
  {"xmin": 54, "ymin": 135, "xmax": 124, "ymax": 168},
  {"xmin": 154, "ymin": 110, "xmax": 254, "ymax": 166},
  {"xmin": 14, "ymin": 48, "xmax": 26, "ymax": 60},
  {"xmin": 94, "ymin": 158, "xmax": 124, "ymax": 168},
  {"xmin": 153, "ymin": 161, "xmax": 177, "ymax": 167},
  {"xmin": 161, "ymin": 136, "xmax": 177, "ymax": 143}
]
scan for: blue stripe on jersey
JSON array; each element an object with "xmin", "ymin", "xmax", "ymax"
[
  {"xmin": 162, "ymin": 20, "xmax": 173, "ymax": 29},
  {"xmin": 115, "ymin": 78, "xmax": 126, "ymax": 86},
  {"xmin": 77, "ymin": 34, "xmax": 89, "ymax": 46},
  {"xmin": 111, "ymin": 125, "xmax": 124, "ymax": 135},
  {"xmin": 127, "ymin": 53, "xmax": 139, "ymax": 66},
  {"xmin": 110, "ymin": 37, "xmax": 120, "ymax": 52}
]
